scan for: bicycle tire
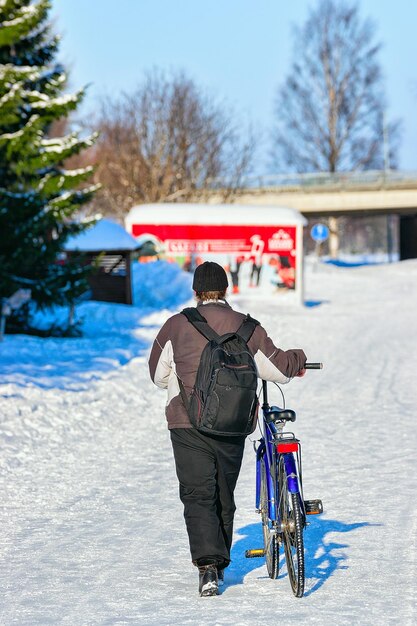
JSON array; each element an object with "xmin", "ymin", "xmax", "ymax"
[
  {"xmin": 278, "ymin": 456, "xmax": 305, "ymax": 597},
  {"xmin": 260, "ymin": 455, "xmax": 279, "ymax": 579}
]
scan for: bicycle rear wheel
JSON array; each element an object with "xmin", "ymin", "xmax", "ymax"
[
  {"xmin": 278, "ymin": 456, "xmax": 305, "ymax": 597},
  {"xmin": 260, "ymin": 456, "xmax": 279, "ymax": 579}
]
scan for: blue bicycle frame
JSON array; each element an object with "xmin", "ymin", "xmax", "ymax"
[
  {"xmin": 255, "ymin": 403, "xmax": 305, "ymax": 524},
  {"xmin": 248, "ymin": 370, "xmax": 323, "ymax": 597}
]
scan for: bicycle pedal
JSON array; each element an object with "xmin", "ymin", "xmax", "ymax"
[
  {"xmin": 245, "ymin": 548, "xmax": 265, "ymax": 558},
  {"xmin": 304, "ymin": 499, "xmax": 323, "ymax": 515}
]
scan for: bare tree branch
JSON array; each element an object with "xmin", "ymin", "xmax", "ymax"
[{"xmin": 86, "ymin": 70, "xmax": 254, "ymax": 220}]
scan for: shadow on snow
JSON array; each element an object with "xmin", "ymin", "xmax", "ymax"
[
  {"xmin": 226, "ymin": 517, "xmax": 377, "ymax": 596},
  {"xmin": 0, "ymin": 333, "xmax": 149, "ymax": 392},
  {"xmin": 304, "ymin": 299, "xmax": 330, "ymax": 308}
]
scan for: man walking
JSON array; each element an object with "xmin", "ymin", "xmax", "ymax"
[{"xmin": 149, "ymin": 261, "xmax": 306, "ymax": 596}]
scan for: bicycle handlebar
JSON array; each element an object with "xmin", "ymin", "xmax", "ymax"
[{"xmin": 305, "ymin": 362, "xmax": 323, "ymax": 369}]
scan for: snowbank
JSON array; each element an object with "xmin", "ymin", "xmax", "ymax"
[
  {"xmin": 27, "ymin": 260, "xmax": 193, "ymax": 333},
  {"xmin": 1, "ymin": 261, "xmax": 193, "ymax": 390},
  {"xmin": 131, "ymin": 260, "xmax": 193, "ymax": 309}
]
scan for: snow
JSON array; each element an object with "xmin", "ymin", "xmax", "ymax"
[
  {"xmin": 0, "ymin": 65, "xmax": 40, "ymax": 81},
  {"xmin": 0, "ymin": 82, "xmax": 20, "ymax": 106},
  {"xmin": 125, "ymin": 203, "xmax": 307, "ymax": 228},
  {"xmin": 41, "ymin": 133, "xmax": 97, "ymax": 155},
  {"xmin": 31, "ymin": 92, "xmax": 80, "ymax": 109},
  {"xmin": 27, "ymin": 89, "xmax": 50, "ymax": 102},
  {"xmin": 1, "ymin": 3, "xmax": 37, "ymax": 29},
  {"xmin": 0, "ymin": 113, "xmax": 39, "ymax": 141},
  {"xmin": 1, "ymin": 259, "xmax": 417, "ymax": 625},
  {"xmin": 65, "ymin": 218, "xmax": 141, "ymax": 252},
  {"xmin": 131, "ymin": 260, "xmax": 193, "ymax": 308}
]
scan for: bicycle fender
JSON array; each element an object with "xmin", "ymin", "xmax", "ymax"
[{"xmin": 283, "ymin": 453, "xmax": 300, "ymax": 493}]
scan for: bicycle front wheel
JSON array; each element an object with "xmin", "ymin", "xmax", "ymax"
[
  {"xmin": 260, "ymin": 456, "xmax": 279, "ymax": 579},
  {"xmin": 278, "ymin": 456, "xmax": 305, "ymax": 597}
]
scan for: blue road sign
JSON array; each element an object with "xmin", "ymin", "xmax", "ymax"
[{"xmin": 311, "ymin": 223, "xmax": 329, "ymax": 243}]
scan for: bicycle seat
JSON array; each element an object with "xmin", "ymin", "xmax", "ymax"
[{"xmin": 265, "ymin": 406, "xmax": 296, "ymax": 423}]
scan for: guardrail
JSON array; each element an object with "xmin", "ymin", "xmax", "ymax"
[{"xmin": 237, "ymin": 170, "xmax": 417, "ymax": 190}]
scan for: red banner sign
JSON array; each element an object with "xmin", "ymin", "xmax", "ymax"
[{"xmin": 131, "ymin": 224, "xmax": 297, "ymax": 257}]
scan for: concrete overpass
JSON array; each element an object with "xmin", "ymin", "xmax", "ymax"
[
  {"xmin": 230, "ymin": 170, "xmax": 417, "ymax": 258},
  {"xmin": 234, "ymin": 170, "xmax": 417, "ymax": 216}
]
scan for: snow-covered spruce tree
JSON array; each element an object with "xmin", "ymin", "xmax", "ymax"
[{"xmin": 0, "ymin": 0, "xmax": 97, "ymax": 334}]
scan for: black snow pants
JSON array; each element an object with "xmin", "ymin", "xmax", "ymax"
[{"xmin": 170, "ymin": 428, "xmax": 246, "ymax": 570}]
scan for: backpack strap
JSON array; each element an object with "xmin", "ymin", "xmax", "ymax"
[
  {"xmin": 236, "ymin": 314, "xmax": 260, "ymax": 343},
  {"xmin": 177, "ymin": 374, "xmax": 190, "ymax": 414},
  {"xmin": 178, "ymin": 307, "xmax": 219, "ymax": 415},
  {"xmin": 181, "ymin": 307, "xmax": 220, "ymax": 342}
]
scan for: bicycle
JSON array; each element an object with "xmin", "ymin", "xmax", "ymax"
[{"xmin": 245, "ymin": 363, "xmax": 323, "ymax": 597}]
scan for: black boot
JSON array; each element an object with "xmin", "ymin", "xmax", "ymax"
[{"xmin": 198, "ymin": 564, "xmax": 219, "ymax": 597}]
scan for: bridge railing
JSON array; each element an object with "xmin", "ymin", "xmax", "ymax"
[{"xmin": 236, "ymin": 169, "xmax": 417, "ymax": 190}]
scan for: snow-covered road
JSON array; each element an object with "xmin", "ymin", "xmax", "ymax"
[{"xmin": 1, "ymin": 261, "xmax": 416, "ymax": 625}]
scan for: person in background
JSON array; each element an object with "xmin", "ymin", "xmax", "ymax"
[
  {"xmin": 249, "ymin": 235, "xmax": 264, "ymax": 287},
  {"xmin": 227, "ymin": 255, "xmax": 244, "ymax": 294},
  {"xmin": 249, "ymin": 255, "xmax": 262, "ymax": 287},
  {"xmin": 182, "ymin": 255, "xmax": 193, "ymax": 272}
]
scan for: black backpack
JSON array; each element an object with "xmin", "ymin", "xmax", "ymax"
[{"xmin": 178, "ymin": 307, "xmax": 260, "ymax": 437}]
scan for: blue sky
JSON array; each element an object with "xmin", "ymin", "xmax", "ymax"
[{"xmin": 51, "ymin": 0, "xmax": 417, "ymax": 172}]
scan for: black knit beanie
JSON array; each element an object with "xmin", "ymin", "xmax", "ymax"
[{"xmin": 192, "ymin": 261, "xmax": 229, "ymax": 292}]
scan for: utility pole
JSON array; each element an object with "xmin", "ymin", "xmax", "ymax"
[
  {"xmin": 383, "ymin": 111, "xmax": 390, "ymax": 175},
  {"xmin": 383, "ymin": 111, "xmax": 394, "ymax": 263}
]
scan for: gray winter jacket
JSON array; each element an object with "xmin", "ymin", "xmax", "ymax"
[{"xmin": 148, "ymin": 300, "xmax": 306, "ymax": 429}]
